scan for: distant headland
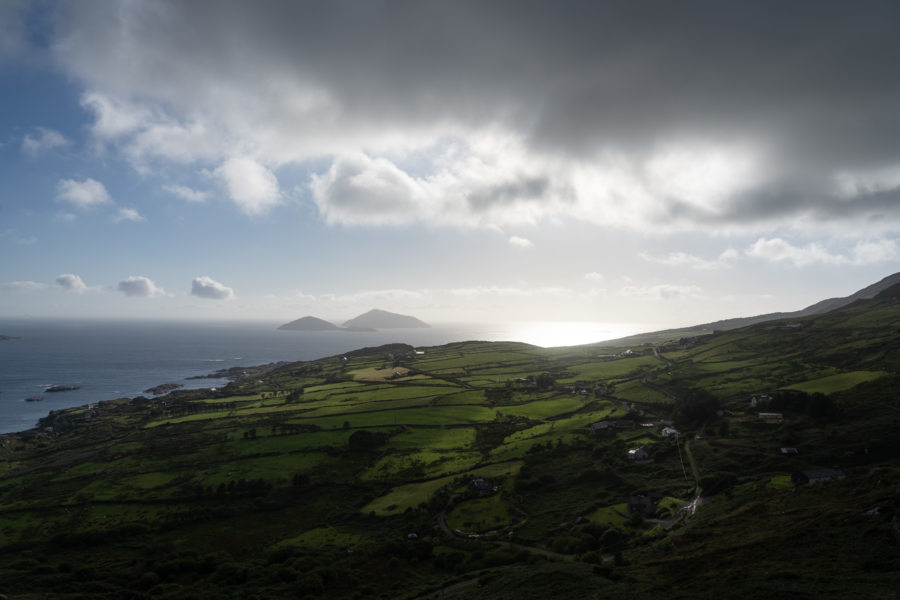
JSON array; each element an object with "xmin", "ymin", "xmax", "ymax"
[
  {"xmin": 0, "ymin": 335, "xmax": 21, "ymax": 341},
  {"xmin": 278, "ymin": 309, "xmax": 429, "ymax": 331}
]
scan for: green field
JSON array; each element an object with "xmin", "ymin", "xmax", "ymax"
[{"xmin": 784, "ymin": 370, "xmax": 887, "ymax": 394}]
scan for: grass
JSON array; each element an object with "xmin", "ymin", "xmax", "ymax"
[
  {"xmin": 445, "ymin": 493, "xmax": 512, "ymax": 533},
  {"xmin": 784, "ymin": 370, "xmax": 888, "ymax": 394},
  {"xmin": 273, "ymin": 526, "xmax": 364, "ymax": 550},
  {"xmin": 361, "ymin": 461, "xmax": 522, "ymax": 515},
  {"xmin": 587, "ymin": 503, "xmax": 629, "ymax": 527}
]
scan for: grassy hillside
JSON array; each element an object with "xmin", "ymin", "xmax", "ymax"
[{"xmin": 2, "ymin": 299, "xmax": 900, "ymax": 598}]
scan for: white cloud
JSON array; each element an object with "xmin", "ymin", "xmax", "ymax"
[
  {"xmin": 15, "ymin": 236, "xmax": 37, "ymax": 245},
  {"xmin": 56, "ymin": 178, "xmax": 111, "ymax": 209},
  {"xmin": 449, "ymin": 285, "xmax": 567, "ymax": 298},
  {"xmin": 745, "ymin": 238, "xmax": 900, "ymax": 267},
  {"xmin": 639, "ymin": 249, "xmax": 737, "ymax": 270},
  {"xmin": 0, "ymin": 280, "xmax": 46, "ymax": 292},
  {"xmin": 164, "ymin": 184, "xmax": 208, "ymax": 203},
  {"xmin": 21, "ymin": 127, "xmax": 69, "ymax": 157},
  {"xmin": 621, "ymin": 284, "xmax": 702, "ymax": 300},
  {"xmin": 190, "ymin": 276, "xmax": 234, "ymax": 300},
  {"xmin": 310, "ymin": 153, "xmax": 430, "ymax": 226},
  {"xmin": 508, "ymin": 236, "xmax": 533, "ymax": 248},
  {"xmin": 113, "ymin": 207, "xmax": 146, "ymax": 222},
  {"xmin": 584, "ymin": 272, "xmax": 604, "ymax": 282},
  {"xmin": 849, "ymin": 239, "xmax": 900, "ymax": 264},
  {"xmin": 56, "ymin": 273, "xmax": 87, "ymax": 293},
  {"xmin": 215, "ymin": 157, "xmax": 281, "ymax": 215},
  {"xmin": 117, "ymin": 275, "xmax": 167, "ymax": 297}
]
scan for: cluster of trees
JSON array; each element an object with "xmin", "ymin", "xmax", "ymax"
[
  {"xmin": 759, "ymin": 390, "xmax": 836, "ymax": 418},
  {"xmin": 195, "ymin": 478, "xmax": 273, "ymax": 498},
  {"xmin": 673, "ymin": 390, "xmax": 720, "ymax": 429}
]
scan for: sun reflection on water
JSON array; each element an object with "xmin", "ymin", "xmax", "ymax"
[{"xmin": 501, "ymin": 321, "xmax": 653, "ymax": 348}]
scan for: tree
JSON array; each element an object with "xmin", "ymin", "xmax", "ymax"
[
  {"xmin": 674, "ymin": 389, "xmax": 720, "ymax": 429},
  {"xmin": 348, "ymin": 429, "xmax": 378, "ymax": 451},
  {"xmin": 807, "ymin": 393, "xmax": 836, "ymax": 419}
]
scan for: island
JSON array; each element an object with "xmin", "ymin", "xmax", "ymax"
[
  {"xmin": 45, "ymin": 385, "xmax": 80, "ymax": 393},
  {"xmin": 342, "ymin": 308, "xmax": 430, "ymax": 329},
  {"xmin": 0, "ymin": 335, "xmax": 21, "ymax": 341},
  {"xmin": 277, "ymin": 316, "xmax": 341, "ymax": 331},
  {"xmin": 24, "ymin": 396, "xmax": 44, "ymax": 402},
  {"xmin": 277, "ymin": 315, "xmax": 376, "ymax": 332}
]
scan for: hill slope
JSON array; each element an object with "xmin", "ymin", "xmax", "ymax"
[{"xmin": 605, "ymin": 270, "xmax": 900, "ymax": 346}]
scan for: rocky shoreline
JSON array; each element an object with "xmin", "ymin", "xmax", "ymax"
[{"xmin": 143, "ymin": 382, "xmax": 184, "ymax": 395}]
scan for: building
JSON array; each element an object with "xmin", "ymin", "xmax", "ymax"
[
  {"xmin": 661, "ymin": 427, "xmax": 680, "ymax": 438},
  {"xmin": 590, "ymin": 422, "xmax": 615, "ymax": 436},
  {"xmin": 628, "ymin": 447, "xmax": 649, "ymax": 461},
  {"xmin": 469, "ymin": 478, "xmax": 496, "ymax": 496},
  {"xmin": 791, "ymin": 468, "xmax": 846, "ymax": 485}
]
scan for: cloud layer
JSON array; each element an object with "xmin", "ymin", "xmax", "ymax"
[{"xmin": 43, "ymin": 1, "xmax": 900, "ymax": 233}]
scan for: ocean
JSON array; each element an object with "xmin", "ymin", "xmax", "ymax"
[{"xmin": 0, "ymin": 318, "xmax": 651, "ymax": 434}]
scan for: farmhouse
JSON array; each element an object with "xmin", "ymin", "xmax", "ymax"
[
  {"xmin": 590, "ymin": 422, "xmax": 615, "ymax": 436},
  {"xmin": 758, "ymin": 412, "xmax": 783, "ymax": 420},
  {"xmin": 661, "ymin": 427, "xmax": 680, "ymax": 438},
  {"xmin": 791, "ymin": 468, "xmax": 846, "ymax": 485},
  {"xmin": 750, "ymin": 394, "xmax": 772, "ymax": 407},
  {"xmin": 628, "ymin": 447, "xmax": 649, "ymax": 461},
  {"xmin": 469, "ymin": 478, "xmax": 496, "ymax": 496},
  {"xmin": 780, "ymin": 447, "xmax": 799, "ymax": 456}
]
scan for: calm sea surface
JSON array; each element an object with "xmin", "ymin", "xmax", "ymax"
[{"xmin": 0, "ymin": 318, "xmax": 651, "ymax": 433}]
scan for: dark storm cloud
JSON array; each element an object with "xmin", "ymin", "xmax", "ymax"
[
  {"xmin": 49, "ymin": 0, "xmax": 900, "ymax": 230},
  {"xmin": 467, "ymin": 178, "xmax": 552, "ymax": 212}
]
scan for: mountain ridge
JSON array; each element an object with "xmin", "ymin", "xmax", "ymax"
[{"xmin": 602, "ymin": 271, "xmax": 900, "ymax": 346}]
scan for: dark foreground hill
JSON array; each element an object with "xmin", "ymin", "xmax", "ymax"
[{"xmin": 1, "ymin": 289, "xmax": 899, "ymax": 598}]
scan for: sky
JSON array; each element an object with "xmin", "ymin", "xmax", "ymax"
[{"xmin": 2, "ymin": 0, "xmax": 900, "ymax": 331}]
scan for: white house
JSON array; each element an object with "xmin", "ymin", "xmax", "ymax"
[{"xmin": 628, "ymin": 447, "xmax": 650, "ymax": 461}]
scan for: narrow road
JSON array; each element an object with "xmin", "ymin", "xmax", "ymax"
[{"xmin": 684, "ymin": 439, "xmax": 701, "ymax": 488}]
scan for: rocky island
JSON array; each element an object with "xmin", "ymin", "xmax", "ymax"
[
  {"xmin": 277, "ymin": 316, "xmax": 342, "ymax": 331},
  {"xmin": 277, "ymin": 315, "xmax": 376, "ymax": 332},
  {"xmin": 342, "ymin": 308, "xmax": 430, "ymax": 329},
  {"xmin": 44, "ymin": 385, "xmax": 80, "ymax": 393}
]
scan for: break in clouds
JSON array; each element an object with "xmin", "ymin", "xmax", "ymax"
[{"xmin": 40, "ymin": 0, "xmax": 900, "ymax": 233}]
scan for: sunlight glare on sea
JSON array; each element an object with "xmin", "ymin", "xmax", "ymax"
[{"xmin": 503, "ymin": 321, "xmax": 653, "ymax": 348}]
